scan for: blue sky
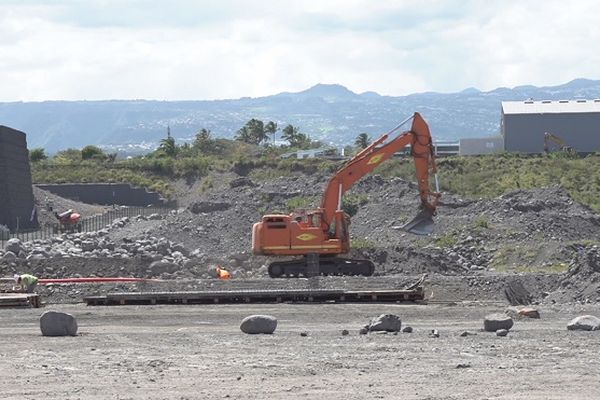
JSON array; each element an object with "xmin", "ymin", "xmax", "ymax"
[{"xmin": 1, "ymin": 0, "xmax": 598, "ymax": 101}]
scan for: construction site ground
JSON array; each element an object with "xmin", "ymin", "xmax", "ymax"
[
  {"xmin": 0, "ymin": 174, "xmax": 599, "ymax": 398},
  {"xmin": 2, "ymin": 301, "xmax": 600, "ymax": 399}
]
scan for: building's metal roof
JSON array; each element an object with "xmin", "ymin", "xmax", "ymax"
[{"xmin": 502, "ymin": 99, "xmax": 600, "ymax": 114}]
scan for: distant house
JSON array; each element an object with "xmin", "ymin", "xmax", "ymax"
[
  {"xmin": 432, "ymin": 141, "xmax": 459, "ymax": 156},
  {"xmin": 281, "ymin": 147, "xmax": 338, "ymax": 159},
  {"xmin": 459, "ymin": 137, "xmax": 504, "ymax": 156},
  {"xmin": 501, "ymin": 99, "xmax": 600, "ymax": 153},
  {"xmin": 394, "ymin": 141, "xmax": 459, "ymax": 157}
]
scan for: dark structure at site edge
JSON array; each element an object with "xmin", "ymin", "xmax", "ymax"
[{"xmin": 0, "ymin": 126, "xmax": 38, "ymax": 231}]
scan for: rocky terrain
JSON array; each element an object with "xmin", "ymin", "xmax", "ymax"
[
  {"xmin": 3, "ymin": 302, "xmax": 600, "ymax": 399},
  {"xmin": 2, "ymin": 173, "xmax": 600, "ymax": 399},
  {"xmin": 1, "ymin": 173, "xmax": 600, "ymax": 305}
]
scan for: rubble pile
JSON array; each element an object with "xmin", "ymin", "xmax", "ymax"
[
  {"xmin": 553, "ymin": 246, "xmax": 600, "ymax": 303},
  {"xmin": 0, "ymin": 172, "xmax": 597, "ymax": 303}
]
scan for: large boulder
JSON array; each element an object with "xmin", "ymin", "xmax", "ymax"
[
  {"xmin": 40, "ymin": 311, "xmax": 78, "ymax": 336},
  {"xmin": 155, "ymin": 238, "xmax": 171, "ymax": 255},
  {"xmin": 1, "ymin": 251, "xmax": 17, "ymax": 263},
  {"xmin": 5, "ymin": 238, "xmax": 24, "ymax": 255},
  {"xmin": 81, "ymin": 240, "xmax": 97, "ymax": 252},
  {"xmin": 171, "ymin": 243, "xmax": 189, "ymax": 257},
  {"xmin": 567, "ymin": 315, "xmax": 600, "ymax": 331},
  {"xmin": 149, "ymin": 260, "xmax": 179, "ymax": 275},
  {"xmin": 367, "ymin": 314, "xmax": 402, "ymax": 332},
  {"xmin": 240, "ymin": 315, "xmax": 277, "ymax": 334},
  {"xmin": 484, "ymin": 314, "xmax": 514, "ymax": 332},
  {"xmin": 229, "ymin": 177, "xmax": 256, "ymax": 188}
]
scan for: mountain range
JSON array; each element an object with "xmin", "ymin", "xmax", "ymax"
[{"xmin": 2, "ymin": 78, "xmax": 600, "ymax": 153}]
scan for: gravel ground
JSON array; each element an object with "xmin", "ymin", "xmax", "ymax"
[
  {"xmin": 0, "ymin": 176, "xmax": 599, "ymax": 399},
  {"xmin": 1, "ymin": 302, "xmax": 600, "ymax": 400}
]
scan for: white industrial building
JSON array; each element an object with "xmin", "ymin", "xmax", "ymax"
[{"xmin": 501, "ymin": 99, "xmax": 600, "ymax": 153}]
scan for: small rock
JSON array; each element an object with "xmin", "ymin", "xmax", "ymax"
[
  {"xmin": 359, "ymin": 327, "xmax": 369, "ymax": 335},
  {"xmin": 456, "ymin": 363, "xmax": 471, "ymax": 369},
  {"xmin": 429, "ymin": 329, "xmax": 440, "ymax": 338},
  {"xmin": 484, "ymin": 314, "xmax": 514, "ymax": 332},
  {"xmin": 402, "ymin": 326, "xmax": 413, "ymax": 333},
  {"xmin": 341, "ymin": 329, "xmax": 349, "ymax": 336},
  {"xmin": 300, "ymin": 331, "xmax": 308, "ymax": 337},
  {"xmin": 496, "ymin": 329, "xmax": 509, "ymax": 337}
]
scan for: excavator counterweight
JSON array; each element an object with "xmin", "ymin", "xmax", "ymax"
[{"xmin": 252, "ymin": 112, "xmax": 441, "ymax": 278}]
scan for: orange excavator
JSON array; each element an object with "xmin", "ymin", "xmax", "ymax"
[{"xmin": 252, "ymin": 112, "xmax": 441, "ymax": 278}]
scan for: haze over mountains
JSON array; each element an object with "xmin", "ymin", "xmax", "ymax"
[{"xmin": 1, "ymin": 78, "xmax": 600, "ymax": 153}]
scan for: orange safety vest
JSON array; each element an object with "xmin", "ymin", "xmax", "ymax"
[{"xmin": 216, "ymin": 268, "xmax": 231, "ymax": 280}]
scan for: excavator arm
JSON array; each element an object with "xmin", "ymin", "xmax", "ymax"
[
  {"xmin": 320, "ymin": 112, "xmax": 441, "ymax": 234},
  {"xmin": 544, "ymin": 132, "xmax": 576, "ymax": 155}
]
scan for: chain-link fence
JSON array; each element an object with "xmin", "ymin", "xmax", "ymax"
[{"xmin": 1, "ymin": 206, "xmax": 173, "ymax": 248}]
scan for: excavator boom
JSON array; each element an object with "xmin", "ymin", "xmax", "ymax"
[
  {"xmin": 320, "ymin": 112, "xmax": 440, "ymax": 234},
  {"xmin": 543, "ymin": 132, "xmax": 576, "ymax": 155}
]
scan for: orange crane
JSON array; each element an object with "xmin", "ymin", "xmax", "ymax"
[{"xmin": 251, "ymin": 112, "xmax": 441, "ymax": 278}]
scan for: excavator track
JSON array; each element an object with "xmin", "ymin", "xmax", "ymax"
[{"xmin": 268, "ymin": 257, "xmax": 375, "ymax": 278}]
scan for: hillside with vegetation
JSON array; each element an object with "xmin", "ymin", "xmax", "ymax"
[{"xmin": 30, "ymin": 120, "xmax": 600, "ymax": 212}]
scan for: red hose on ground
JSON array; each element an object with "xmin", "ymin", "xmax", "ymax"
[{"xmin": 39, "ymin": 277, "xmax": 163, "ymax": 284}]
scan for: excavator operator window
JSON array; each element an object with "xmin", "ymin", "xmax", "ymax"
[{"xmin": 308, "ymin": 213, "xmax": 321, "ymax": 228}]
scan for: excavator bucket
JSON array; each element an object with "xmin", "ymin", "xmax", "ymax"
[{"xmin": 402, "ymin": 208, "xmax": 435, "ymax": 235}]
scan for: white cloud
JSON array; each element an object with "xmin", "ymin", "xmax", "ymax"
[{"xmin": 0, "ymin": 0, "xmax": 599, "ymax": 101}]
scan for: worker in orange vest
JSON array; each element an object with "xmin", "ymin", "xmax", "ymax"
[{"xmin": 216, "ymin": 266, "xmax": 231, "ymax": 280}]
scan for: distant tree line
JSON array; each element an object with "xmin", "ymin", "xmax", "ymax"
[
  {"xmin": 29, "ymin": 145, "xmax": 116, "ymax": 163},
  {"xmin": 29, "ymin": 118, "xmax": 373, "ymax": 163}
]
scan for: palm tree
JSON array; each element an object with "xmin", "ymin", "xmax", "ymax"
[
  {"xmin": 235, "ymin": 126, "xmax": 253, "ymax": 144},
  {"xmin": 195, "ymin": 128, "xmax": 212, "ymax": 142},
  {"xmin": 265, "ymin": 121, "xmax": 278, "ymax": 145},
  {"xmin": 354, "ymin": 133, "xmax": 371, "ymax": 149},
  {"xmin": 159, "ymin": 136, "xmax": 177, "ymax": 157},
  {"xmin": 235, "ymin": 119, "xmax": 273, "ymax": 145},
  {"xmin": 282, "ymin": 124, "xmax": 299, "ymax": 146},
  {"xmin": 194, "ymin": 128, "xmax": 214, "ymax": 154}
]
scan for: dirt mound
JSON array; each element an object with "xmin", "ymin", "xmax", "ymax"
[
  {"xmin": 554, "ymin": 246, "xmax": 600, "ymax": 303},
  {"xmin": 3, "ymin": 174, "xmax": 597, "ymax": 304},
  {"xmin": 106, "ymin": 175, "xmax": 600, "ymax": 280}
]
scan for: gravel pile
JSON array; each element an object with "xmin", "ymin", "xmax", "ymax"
[{"xmin": 1, "ymin": 173, "xmax": 599, "ymax": 304}]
